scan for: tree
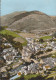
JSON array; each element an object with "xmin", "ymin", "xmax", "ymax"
[{"xmin": 39, "ymin": 38, "xmax": 44, "ymax": 43}]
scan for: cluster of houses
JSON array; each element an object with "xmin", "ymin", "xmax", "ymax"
[
  {"xmin": 0, "ymin": 34, "xmax": 56, "ymax": 79},
  {"xmin": 18, "ymin": 57, "xmax": 56, "ymax": 76},
  {"xmin": 18, "ymin": 37, "xmax": 56, "ymax": 76},
  {"xmin": 0, "ymin": 37, "xmax": 21, "ymax": 78},
  {"xmin": 0, "ymin": 37, "xmax": 19, "ymax": 65},
  {"xmin": 1, "ymin": 46, "xmax": 19, "ymax": 64},
  {"xmin": 22, "ymin": 37, "xmax": 56, "ymax": 60}
]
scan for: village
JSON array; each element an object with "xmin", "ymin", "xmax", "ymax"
[
  {"xmin": 18, "ymin": 36, "xmax": 56, "ymax": 76},
  {"xmin": 0, "ymin": 32, "xmax": 56, "ymax": 80}
]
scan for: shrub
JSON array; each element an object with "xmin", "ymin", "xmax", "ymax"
[{"xmin": 39, "ymin": 38, "xmax": 44, "ymax": 43}]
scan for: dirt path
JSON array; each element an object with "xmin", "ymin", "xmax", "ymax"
[
  {"xmin": 18, "ymin": 32, "xmax": 37, "ymax": 38},
  {"xmin": 38, "ymin": 50, "xmax": 56, "ymax": 58}
]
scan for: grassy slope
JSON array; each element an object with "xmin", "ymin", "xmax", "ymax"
[
  {"xmin": 40, "ymin": 36, "xmax": 52, "ymax": 40},
  {"xmin": 0, "ymin": 30, "xmax": 27, "ymax": 46},
  {"xmin": 15, "ymin": 74, "xmax": 39, "ymax": 80},
  {"xmin": 15, "ymin": 72, "xmax": 56, "ymax": 80}
]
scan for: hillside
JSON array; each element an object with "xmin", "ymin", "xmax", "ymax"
[
  {"xmin": 50, "ymin": 16, "xmax": 56, "ymax": 25},
  {"xmin": 0, "ymin": 30, "xmax": 27, "ymax": 46},
  {"xmin": 1, "ymin": 11, "xmax": 56, "ymax": 32}
]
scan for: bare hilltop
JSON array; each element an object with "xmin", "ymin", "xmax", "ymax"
[{"xmin": 1, "ymin": 11, "xmax": 56, "ymax": 32}]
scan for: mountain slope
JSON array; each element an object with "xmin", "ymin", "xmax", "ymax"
[
  {"xmin": 50, "ymin": 16, "xmax": 56, "ymax": 26},
  {"xmin": 1, "ymin": 11, "xmax": 56, "ymax": 32}
]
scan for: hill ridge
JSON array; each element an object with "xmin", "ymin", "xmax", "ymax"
[{"xmin": 1, "ymin": 11, "xmax": 56, "ymax": 32}]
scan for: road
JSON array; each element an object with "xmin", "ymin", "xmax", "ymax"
[{"xmin": 38, "ymin": 50, "xmax": 56, "ymax": 58}]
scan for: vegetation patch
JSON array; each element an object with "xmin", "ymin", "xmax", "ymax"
[
  {"xmin": 0, "ymin": 30, "xmax": 27, "ymax": 46},
  {"xmin": 15, "ymin": 74, "xmax": 40, "ymax": 80},
  {"xmin": 14, "ymin": 30, "xmax": 21, "ymax": 33},
  {"xmin": 46, "ymin": 71, "xmax": 56, "ymax": 79},
  {"xmin": 52, "ymin": 52, "xmax": 56, "ymax": 58},
  {"xmin": 0, "ymin": 30, "xmax": 21, "ymax": 37},
  {"xmin": 40, "ymin": 36, "xmax": 52, "ymax": 40}
]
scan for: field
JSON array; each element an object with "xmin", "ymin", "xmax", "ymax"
[{"xmin": 18, "ymin": 32, "xmax": 37, "ymax": 38}]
